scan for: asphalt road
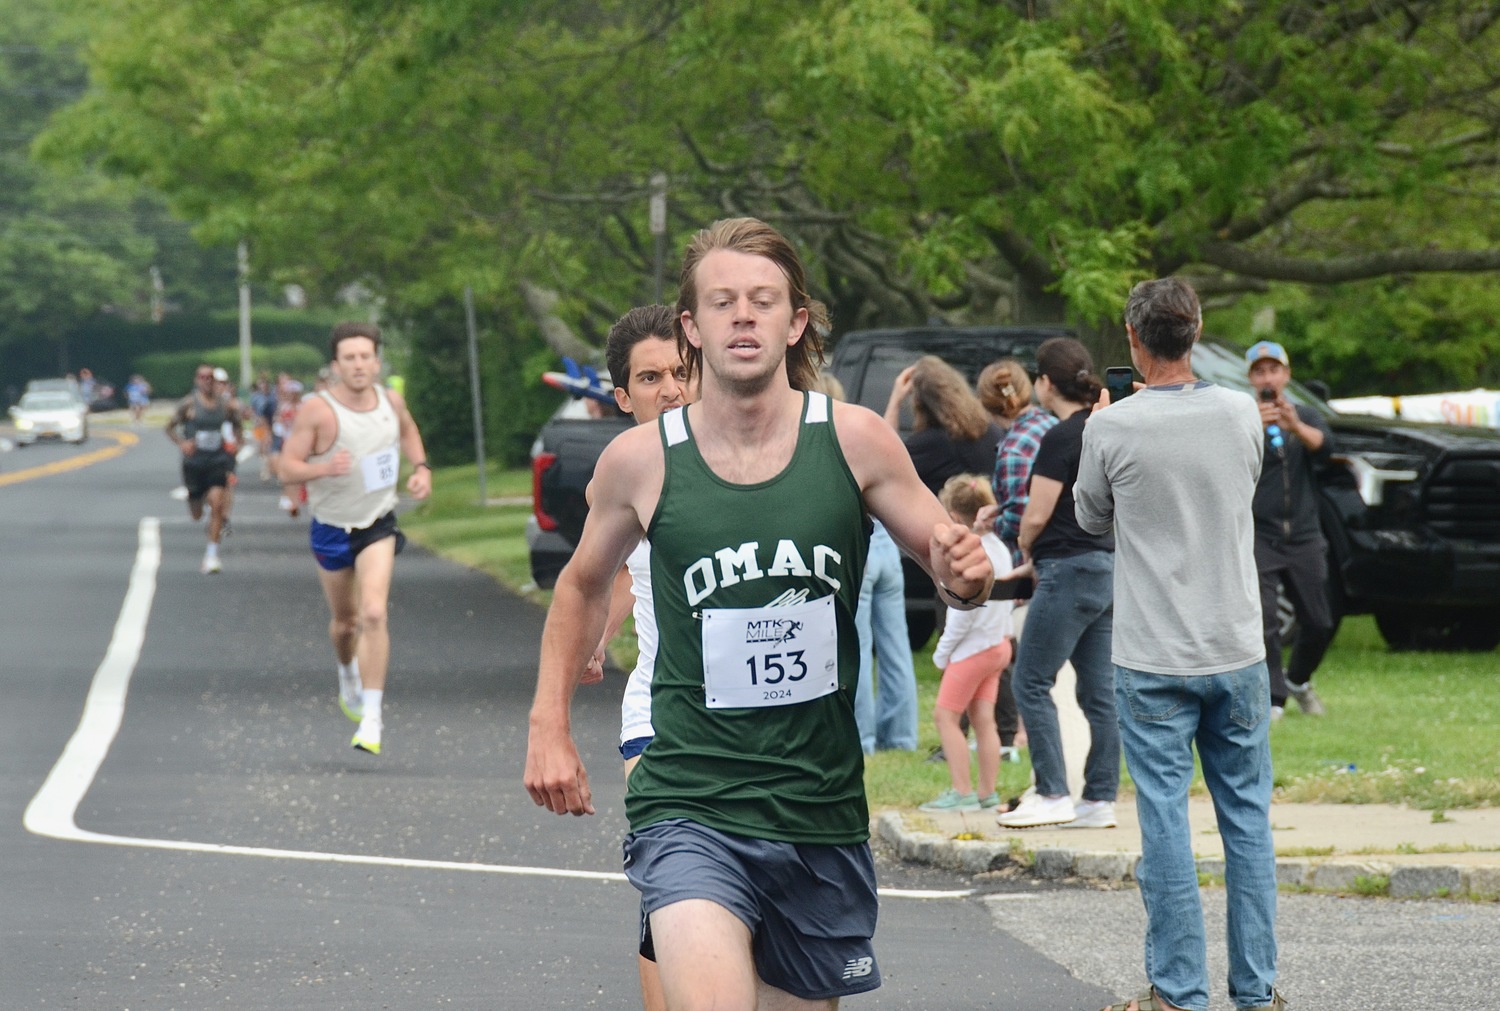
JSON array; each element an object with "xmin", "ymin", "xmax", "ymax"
[{"xmin": 1, "ymin": 428, "xmax": 1114, "ymax": 1009}]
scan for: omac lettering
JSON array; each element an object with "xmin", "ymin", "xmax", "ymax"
[{"xmin": 684, "ymin": 540, "xmax": 842, "ymax": 606}]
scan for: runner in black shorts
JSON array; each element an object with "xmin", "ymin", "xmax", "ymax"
[{"xmin": 167, "ymin": 364, "xmax": 242, "ymax": 574}]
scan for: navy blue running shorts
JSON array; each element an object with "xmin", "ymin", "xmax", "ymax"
[
  {"xmin": 310, "ymin": 511, "xmax": 406, "ymax": 571},
  {"xmin": 622, "ymin": 818, "xmax": 880, "ymax": 1000}
]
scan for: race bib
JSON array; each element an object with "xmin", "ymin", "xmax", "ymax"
[
  {"xmin": 193, "ymin": 429, "xmax": 223, "ymax": 451},
  {"xmin": 360, "ymin": 446, "xmax": 400, "ymax": 493},
  {"xmin": 702, "ymin": 594, "xmax": 839, "ymax": 709}
]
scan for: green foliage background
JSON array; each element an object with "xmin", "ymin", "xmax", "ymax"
[{"xmin": 11, "ymin": 1, "xmax": 1500, "ymax": 441}]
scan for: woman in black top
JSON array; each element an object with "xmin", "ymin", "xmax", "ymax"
[
  {"xmin": 883, "ymin": 355, "xmax": 1003, "ymax": 495},
  {"xmin": 994, "ymin": 337, "xmax": 1120, "ymax": 831}
]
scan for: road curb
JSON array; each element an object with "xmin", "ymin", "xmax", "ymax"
[{"xmin": 875, "ymin": 812, "xmax": 1500, "ymax": 899}]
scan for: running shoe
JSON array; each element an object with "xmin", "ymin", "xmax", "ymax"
[
  {"xmin": 978, "ymin": 792, "xmax": 1003, "ymax": 809},
  {"xmin": 338, "ymin": 669, "xmax": 364, "ymax": 722},
  {"xmin": 352, "ymin": 716, "xmax": 382, "ymax": 755},
  {"xmin": 918, "ymin": 789, "xmax": 980, "ymax": 812},
  {"xmin": 995, "ymin": 792, "xmax": 1075, "ymax": 828},
  {"xmin": 201, "ymin": 553, "xmax": 222, "ymax": 575}
]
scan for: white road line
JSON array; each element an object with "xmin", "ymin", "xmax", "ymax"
[{"xmin": 22, "ymin": 517, "xmax": 973, "ymax": 900}]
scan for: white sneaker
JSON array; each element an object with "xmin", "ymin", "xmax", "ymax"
[
  {"xmin": 352, "ymin": 716, "xmax": 382, "ymax": 755},
  {"xmin": 338, "ymin": 669, "xmax": 364, "ymax": 722},
  {"xmin": 995, "ymin": 792, "xmax": 1075, "ymax": 828},
  {"xmin": 201, "ymin": 553, "xmax": 222, "ymax": 574},
  {"xmin": 1062, "ymin": 799, "xmax": 1117, "ymax": 828}
]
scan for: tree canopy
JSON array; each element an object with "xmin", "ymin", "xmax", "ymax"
[
  {"xmin": 41, "ymin": 0, "xmax": 1500, "ymax": 393},
  {"xmin": 0, "ymin": 0, "xmax": 253, "ymax": 378}
]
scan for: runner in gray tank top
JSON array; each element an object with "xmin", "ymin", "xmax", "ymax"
[
  {"xmin": 525, "ymin": 218, "xmax": 995, "ymax": 1009},
  {"xmin": 278, "ymin": 322, "xmax": 432, "ymax": 758},
  {"xmin": 166, "ymin": 363, "xmax": 243, "ymax": 574}
]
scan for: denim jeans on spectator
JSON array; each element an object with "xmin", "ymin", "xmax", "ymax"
[
  {"xmin": 854, "ymin": 523, "xmax": 918, "ymax": 752},
  {"xmin": 1011, "ymin": 550, "xmax": 1117, "ymax": 799},
  {"xmin": 1115, "ymin": 662, "xmax": 1278, "ymax": 1011}
]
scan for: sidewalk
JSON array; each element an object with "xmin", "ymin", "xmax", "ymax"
[{"xmin": 875, "ymin": 795, "xmax": 1500, "ymax": 899}]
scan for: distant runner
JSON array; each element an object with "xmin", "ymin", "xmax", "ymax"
[
  {"xmin": 166, "ymin": 363, "xmax": 242, "ymax": 574},
  {"xmin": 277, "ymin": 323, "xmax": 432, "ymax": 756}
]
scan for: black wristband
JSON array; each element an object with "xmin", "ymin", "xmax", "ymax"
[
  {"xmin": 941, "ymin": 584, "xmax": 984, "ymax": 608},
  {"xmin": 413, "ymin": 461, "xmax": 432, "ymax": 472}
]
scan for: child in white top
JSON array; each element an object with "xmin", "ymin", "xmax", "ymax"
[{"xmin": 920, "ymin": 475, "xmax": 1020, "ymax": 813}]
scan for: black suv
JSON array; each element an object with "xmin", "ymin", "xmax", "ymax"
[{"xmin": 829, "ymin": 326, "xmax": 1500, "ymax": 652}]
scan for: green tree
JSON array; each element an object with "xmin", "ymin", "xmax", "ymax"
[
  {"xmin": 0, "ymin": 0, "xmax": 252, "ymax": 380},
  {"xmin": 44, "ymin": 0, "xmax": 1500, "ymax": 394}
]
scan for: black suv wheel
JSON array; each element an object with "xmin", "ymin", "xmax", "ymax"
[{"xmin": 1374, "ymin": 608, "xmax": 1500, "ymax": 652}]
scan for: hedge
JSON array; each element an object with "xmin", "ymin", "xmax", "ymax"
[{"xmin": 136, "ymin": 344, "xmax": 326, "ymax": 398}]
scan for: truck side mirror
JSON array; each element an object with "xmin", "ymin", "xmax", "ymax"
[{"xmin": 1304, "ymin": 379, "xmax": 1331, "ymax": 402}]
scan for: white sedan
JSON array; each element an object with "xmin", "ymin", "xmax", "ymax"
[{"xmin": 9, "ymin": 390, "xmax": 89, "ymax": 445}]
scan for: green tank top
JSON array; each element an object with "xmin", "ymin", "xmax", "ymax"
[{"xmin": 625, "ymin": 392, "xmax": 872, "ymax": 844}]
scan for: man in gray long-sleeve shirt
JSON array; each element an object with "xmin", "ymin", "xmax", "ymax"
[{"xmin": 1075, "ymin": 277, "xmax": 1287, "ymax": 1011}]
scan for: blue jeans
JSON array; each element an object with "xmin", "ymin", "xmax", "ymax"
[
  {"xmin": 1011, "ymin": 550, "xmax": 1118, "ymax": 800},
  {"xmin": 1115, "ymin": 663, "xmax": 1278, "ymax": 1011},
  {"xmin": 853, "ymin": 524, "xmax": 918, "ymax": 752}
]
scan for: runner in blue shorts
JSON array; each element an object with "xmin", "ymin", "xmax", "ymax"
[{"xmin": 277, "ymin": 322, "xmax": 431, "ymax": 757}]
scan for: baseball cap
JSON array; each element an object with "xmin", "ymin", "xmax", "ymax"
[
  {"xmin": 1245, "ymin": 340, "xmax": 1289, "ymax": 368},
  {"xmin": 211, "ymin": 367, "xmax": 230, "ymax": 382}
]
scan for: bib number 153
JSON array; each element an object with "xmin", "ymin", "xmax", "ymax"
[
  {"xmin": 701, "ymin": 595, "xmax": 838, "ymax": 710},
  {"xmin": 745, "ymin": 651, "xmax": 807, "ymax": 686}
]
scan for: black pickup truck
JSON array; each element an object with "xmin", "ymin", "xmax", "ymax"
[{"xmin": 528, "ymin": 326, "xmax": 1500, "ymax": 651}]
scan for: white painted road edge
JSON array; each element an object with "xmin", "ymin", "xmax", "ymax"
[{"xmin": 22, "ymin": 517, "xmax": 977, "ymax": 901}]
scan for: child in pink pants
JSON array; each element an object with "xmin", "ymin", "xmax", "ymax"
[{"xmin": 919, "ymin": 475, "xmax": 1020, "ymax": 813}]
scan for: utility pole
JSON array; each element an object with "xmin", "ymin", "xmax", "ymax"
[
  {"xmin": 463, "ymin": 286, "xmax": 488, "ymax": 505},
  {"xmin": 650, "ymin": 172, "xmax": 668, "ymax": 304},
  {"xmin": 237, "ymin": 240, "xmax": 252, "ymax": 393},
  {"xmin": 149, "ymin": 265, "xmax": 165, "ymax": 323}
]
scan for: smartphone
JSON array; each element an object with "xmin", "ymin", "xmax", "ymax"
[{"xmin": 1105, "ymin": 366, "xmax": 1135, "ymax": 402}]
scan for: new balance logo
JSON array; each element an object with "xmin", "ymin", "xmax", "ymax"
[{"xmin": 841, "ymin": 956, "xmax": 873, "ymax": 980}]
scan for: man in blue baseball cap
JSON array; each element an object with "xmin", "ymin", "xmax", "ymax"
[{"xmin": 1246, "ymin": 340, "xmax": 1336, "ymax": 720}]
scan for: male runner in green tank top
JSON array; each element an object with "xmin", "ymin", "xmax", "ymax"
[{"xmin": 525, "ymin": 218, "xmax": 994, "ymax": 1010}]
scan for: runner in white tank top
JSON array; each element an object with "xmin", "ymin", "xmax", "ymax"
[
  {"xmin": 276, "ymin": 323, "xmax": 432, "ymax": 759},
  {"xmin": 306, "ymin": 385, "xmax": 401, "ymax": 531},
  {"xmin": 581, "ymin": 306, "xmax": 694, "ymax": 1011}
]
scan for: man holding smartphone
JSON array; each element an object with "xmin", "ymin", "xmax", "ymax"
[{"xmin": 1246, "ymin": 340, "xmax": 1336, "ymax": 720}]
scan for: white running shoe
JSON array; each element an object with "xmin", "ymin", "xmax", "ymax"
[
  {"xmin": 201, "ymin": 553, "xmax": 222, "ymax": 574},
  {"xmin": 352, "ymin": 716, "xmax": 382, "ymax": 755},
  {"xmin": 995, "ymin": 792, "xmax": 1075, "ymax": 828},
  {"xmin": 338, "ymin": 669, "xmax": 364, "ymax": 722},
  {"xmin": 1062, "ymin": 799, "xmax": 1118, "ymax": 829}
]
